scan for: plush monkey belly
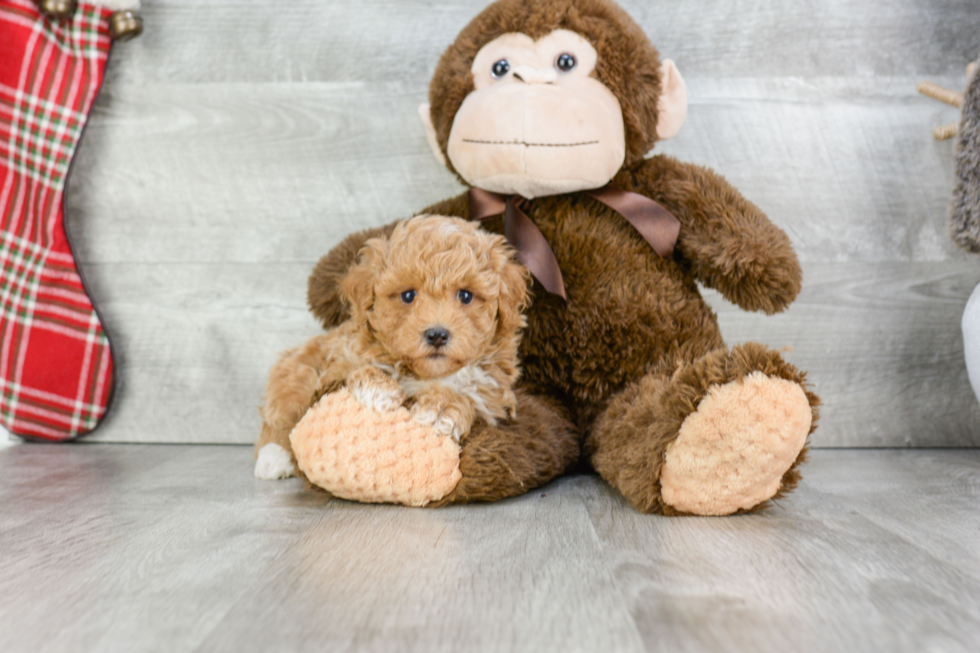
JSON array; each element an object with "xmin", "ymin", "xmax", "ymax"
[
  {"xmin": 427, "ymin": 168, "xmax": 817, "ymax": 515},
  {"xmin": 299, "ymin": 0, "xmax": 819, "ymax": 514},
  {"xmin": 307, "ymin": 155, "xmax": 818, "ymax": 515}
]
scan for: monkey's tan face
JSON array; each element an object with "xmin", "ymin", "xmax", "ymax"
[{"xmin": 447, "ymin": 29, "xmax": 626, "ymax": 200}]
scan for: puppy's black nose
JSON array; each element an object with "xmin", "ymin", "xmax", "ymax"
[{"xmin": 424, "ymin": 327, "xmax": 450, "ymax": 348}]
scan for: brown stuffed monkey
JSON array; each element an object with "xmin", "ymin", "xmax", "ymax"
[{"xmin": 269, "ymin": 0, "xmax": 820, "ymax": 516}]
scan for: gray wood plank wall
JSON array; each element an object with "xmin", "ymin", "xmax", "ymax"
[{"xmin": 50, "ymin": 0, "xmax": 980, "ymax": 445}]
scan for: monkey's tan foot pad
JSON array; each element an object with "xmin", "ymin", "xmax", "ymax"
[
  {"xmin": 660, "ymin": 372, "xmax": 812, "ymax": 516},
  {"xmin": 289, "ymin": 389, "xmax": 462, "ymax": 507}
]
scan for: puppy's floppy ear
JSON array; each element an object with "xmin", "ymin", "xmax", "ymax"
[
  {"xmin": 489, "ymin": 235, "xmax": 531, "ymax": 337},
  {"xmin": 339, "ymin": 237, "xmax": 387, "ymax": 326}
]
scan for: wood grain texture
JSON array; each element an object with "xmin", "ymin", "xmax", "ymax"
[
  {"xmin": 579, "ymin": 447, "xmax": 980, "ymax": 653},
  {"xmin": 73, "ymin": 260, "xmax": 980, "ymax": 446},
  {"xmin": 46, "ymin": 0, "xmax": 980, "ymax": 445},
  {"xmin": 1, "ymin": 445, "xmax": 980, "ymax": 653},
  {"xmin": 103, "ymin": 0, "xmax": 980, "ymax": 87}
]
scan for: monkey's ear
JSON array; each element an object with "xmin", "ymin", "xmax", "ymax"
[
  {"xmin": 418, "ymin": 103, "xmax": 448, "ymax": 167},
  {"xmin": 656, "ymin": 59, "xmax": 688, "ymax": 140},
  {"xmin": 339, "ymin": 238, "xmax": 386, "ymax": 326}
]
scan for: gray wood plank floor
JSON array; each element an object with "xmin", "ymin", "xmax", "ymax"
[
  {"xmin": 1, "ymin": 444, "xmax": 979, "ymax": 653},
  {"xmin": 45, "ymin": 0, "xmax": 980, "ymax": 445}
]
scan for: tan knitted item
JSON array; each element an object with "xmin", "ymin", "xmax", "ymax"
[
  {"xmin": 917, "ymin": 75, "xmax": 973, "ymax": 141},
  {"xmin": 289, "ymin": 389, "xmax": 462, "ymax": 507},
  {"xmin": 935, "ymin": 123, "xmax": 960, "ymax": 141},
  {"xmin": 916, "ymin": 80, "xmax": 965, "ymax": 108}
]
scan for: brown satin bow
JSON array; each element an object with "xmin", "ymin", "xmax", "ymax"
[{"xmin": 468, "ymin": 186, "xmax": 681, "ymax": 300}]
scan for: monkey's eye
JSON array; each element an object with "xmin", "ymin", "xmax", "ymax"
[
  {"xmin": 400, "ymin": 290, "xmax": 417, "ymax": 304},
  {"xmin": 556, "ymin": 53, "xmax": 576, "ymax": 72},
  {"xmin": 457, "ymin": 289, "xmax": 474, "ymax": 305},
  {"xmin": 491, "ymin": 59, "xmax": 510, "ymax": 78}
]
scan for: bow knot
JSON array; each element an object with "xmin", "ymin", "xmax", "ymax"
[{"xmin": 468, "ymin": 186, "xmax": 681, "ymax": 300}]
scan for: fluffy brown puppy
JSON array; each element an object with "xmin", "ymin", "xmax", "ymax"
[
  {"xmin": 305, "ymin": 0, "xmax": 820, "ymax": 515},
  {"xmin": 254, "ymin": 214, "xmax": 529, "ymax": 480}
]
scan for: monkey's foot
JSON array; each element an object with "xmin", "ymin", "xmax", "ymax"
[
  {"xmin": 660, "ymin": 372, "xmax": 812, "ymax": 516},
  {"xmin": 289, "ymin": 389, "xmax": 461, "ymax": 507}
]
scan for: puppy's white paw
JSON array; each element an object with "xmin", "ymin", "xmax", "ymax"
[
  {"xmin": 437, "ymin": 415, "xmax": 465, "ymax": 441},
  {"xmin": 254, "ymin": 443, "xmax": 296, "ymax": 480},
  {"xmin": 347, "ymin": 367, "xmax": 405, "ymax": 413},
  {"xmin": 410, "ymin": 405, "xmax": 463, "ymax": 441},
  {"xmin": 350, "ymin": 382, "xmax": 402, "ymax": 413},
  {"xmin": 411, "ymin": 406, "xmax": 438, "ymax": 426}
]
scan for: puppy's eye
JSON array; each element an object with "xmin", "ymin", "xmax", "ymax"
[
  {"xmin": 556, "ymin": 53, "xmax": 576, "ymax": 72},
  {"xmin": 491, "ymin": 59, "xmax": 510, "ymax": 78},
  {"xmin": 457, "ymin": 289, "xmax": 473, "ymax": 305},
  {"xmin": 400, "ymin": 290, "xmax": 416, "ymax": 304}
]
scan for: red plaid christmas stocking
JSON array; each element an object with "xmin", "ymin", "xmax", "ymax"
[{"xmin": 0, "ymin": 0, "xmax": 118, "ymax": 440}]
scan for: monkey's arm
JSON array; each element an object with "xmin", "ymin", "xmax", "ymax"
[
  {"xmin": 307, "ymin": 224, "xmax": 396, "ymax": 328},
  {"xmin": 307, "ymin": 194, "xmax": 470, "ymax": 328},
  {"xmin": 619, "ymin": 155, "xmax": 802, "ymax": 314}
]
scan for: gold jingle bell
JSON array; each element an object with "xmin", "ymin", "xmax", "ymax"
[
  {"xmin": 38, "ymin": 0, "xmax": 77, "ymax": 20},
  {"xmin": 109, "ymin": 10, "xmax": 143, "ymax": 41}
]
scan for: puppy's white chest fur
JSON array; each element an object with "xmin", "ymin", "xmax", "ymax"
[{"xmin": 397, "ymin": 363, "xmax": 503, "ymax": 423}]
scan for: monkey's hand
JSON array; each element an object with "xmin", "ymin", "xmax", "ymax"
[
  {"xmin": 347, "ymin": 366, "xmax": 405, "ymax": 413},
  {"xmin": 690, "ymin": 223, "xmax": 803, "ymax": 315},
  {"xmin": 410, "ymin": 386, "xmax": 476, "ymax": 441},
  {"xmin": 625, "ymin": 156, "xmax": 802, "ymax": 315}
]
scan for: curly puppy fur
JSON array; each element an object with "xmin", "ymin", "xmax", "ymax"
[{"xmin": 256, "ymin": 215, "xmax": 530, "ymax": 470}]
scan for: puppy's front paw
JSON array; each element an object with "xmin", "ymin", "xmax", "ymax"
[
  {"xmin": 411, "ymin": 404, "xmax": 463, "ymax": 440},
  {"xmin": 410, "ymin": 391, "xmax": 473, "ymax": 441},
  {"xmin": 347, "ymin": 367, "xmax": 405, "ymax": 413}
]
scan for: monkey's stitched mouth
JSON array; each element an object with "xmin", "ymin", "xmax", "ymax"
[{"xmin": 462, "ymin": 139, "xmax": 599, "ymax": 148}]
